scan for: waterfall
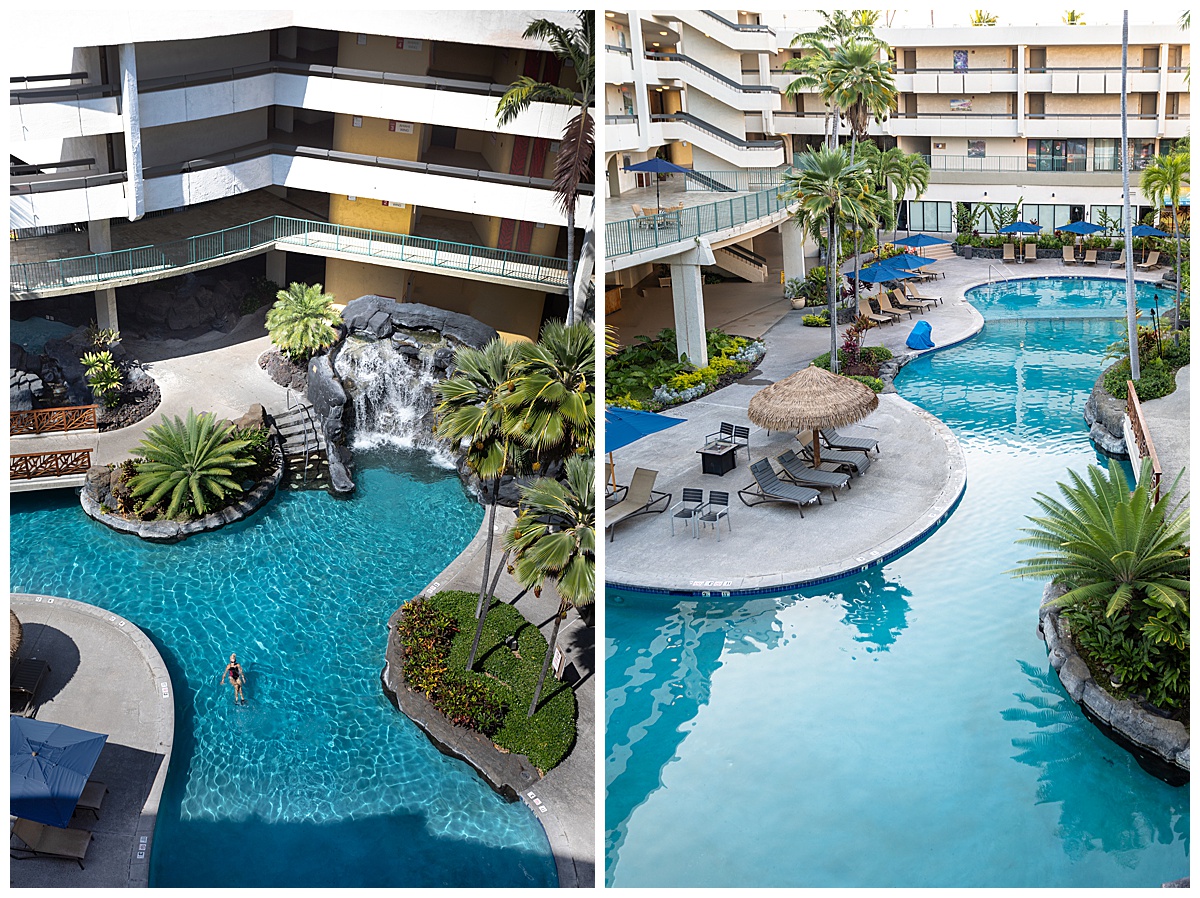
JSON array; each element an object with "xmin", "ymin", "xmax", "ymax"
[{"xmin": 333, "ymin": 334, "xmax": 457, "ymax": 468}]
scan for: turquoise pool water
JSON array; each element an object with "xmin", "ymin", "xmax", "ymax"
[
  {"xmin": 11, "ymin": 316, "xmax": 77, "ymax": 353},
  {"xmin": 11, "ymin": 448, "xmax": 557, "ymax": 888},
  {"xmin": 605, "ymin": 278, "xmax": 1187, "ymax": 887}
]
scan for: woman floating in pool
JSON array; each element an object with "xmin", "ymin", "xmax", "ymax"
[{"xmin": 221, "ymin": 653, "xmax": 246, "ymax": 704}]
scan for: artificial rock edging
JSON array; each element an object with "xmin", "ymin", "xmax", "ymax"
[
  {"xmin": 1038, "ymin": 583, "xmax": 1189, "ymax": 785},
  {"xmin": 80, "ymin": 443, "xmax": 284, "ymax": 543}
]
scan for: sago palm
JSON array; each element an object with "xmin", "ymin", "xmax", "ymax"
[
  {"xmin": 1140, "ymin": 150, "xmax": 1190, "ymax": 340},
  {"xmin": 1009, "ymin": 460, "xmax": 1190, "ymax": 648},
  {"xmin": 128, "ymin": 410, "xmax": 256, "ymax": 520},
  {"xmin": 266, "ymin": 282, "xmax": 341, "ymax": 362},
  {"xmin": 496, "ymin": 11, "xmax": 594, "ymax": 325},
  {"xmin": 504, "ymin": 455, "xmax": 595, "ymax": 716},
  {"xmin": 782, "ymin": 146, "xmax": 880, "ymax": 372},
  {"xmin": 434, "ymin": 339, "xmax": 527, "ymax": 670},
  {"xmin": 506, "ymin": 320, "xmax": 596, "ymax": 467}
]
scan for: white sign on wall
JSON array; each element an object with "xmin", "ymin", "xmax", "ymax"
[{"xmin": 389, "ymin": 121, "xmax": 414, "ymax": 134}]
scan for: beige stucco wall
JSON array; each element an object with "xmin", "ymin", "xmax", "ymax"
[
  {"xmin": 916, "ymin": 46, "xmax": 1010, "ymax": 69},
  {"xmin": 917, "ymin": 92, "xmax": 1010, "ymax": 114}
]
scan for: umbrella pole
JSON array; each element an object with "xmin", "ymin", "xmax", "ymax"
[{"xmin": 812, "ymin": 428, "xmax": 821, "ymax": 466}]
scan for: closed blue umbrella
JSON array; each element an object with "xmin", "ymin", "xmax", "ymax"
[
  {"xmin": 623, "ymin": 158, "xmax": 691, "ymax": 210},
  {"xmin": 11, "ymin": 717, "xmax": 107, "ymax": 828}
]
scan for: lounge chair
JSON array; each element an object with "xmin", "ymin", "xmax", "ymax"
[
  {"xmin": 1024, "ymin": 243, "xmax": 1038, "ymax": 263},
  {"xmin": 1062, "ymin": 245, "xmax": 1077, "ymax": 265},
  {"xmin": 669, "ymin": 488, "xmax": 705, "ymax": 537},
  {"xmin": 10, "ymin": 818, "xmax": 93, "ymax": 869},
  {"xmin": 857, "ymin": 297, "xmax": 891, "ymax": 326},
  {"xmin": 696, "ymin": 491, "xmax": 731, "ymax": 541},
  {"xmin": 875, "ymin": 292, "xmax": 911, "ymax": 321},
  {"xmin": 889, "ymin": 288, "xmax": 931, "ymax": 313},
  {"xmin": 605, "ymin": 467, "xmax": 671, "ymax": 541},
  {"xmin": 631, "ymin": 205, "xmax": 663, "ymax": 230},
  {"xmin": 1002, "ymin": 243, "xmax": 1016, "ymax": 263},
  {"xmin": 704, "ymin": 422, "xmax": 750, "ymax": 460},
  {"xmin": 776, "ymin": 450, "xmax": 850, "ymax": 500},
  {"xmin": 821, "ymin": 428, "xmax": 880, "ymax": 455},
  {"xmin": 1109, "ymin": 249, "xmax": 1126, "ymax": 269},
  {"xmin": 737, "ymin": 459, "xmax": 821, "ymax": 514},
  {"xmin": 1081, "ymin": 249, "xmax": 1098, "ymax": 266},
  {"xmin": 902, "ymin": 283, "xmax": 942, "ymax": 306},
  {"xmin": 1136, "ymin": 251, "xmax": 1161, "ymax": 271},
  {"xmin": 11, "ymin": 658, "xmax": 50, "ymax": 717},
  {"xmin": 798, "ymin": 431, "xmax": 870, "ymax": 476},
  {"xmin": 74, "ymin": 781, "xmax": 108, "ymax": 820}
]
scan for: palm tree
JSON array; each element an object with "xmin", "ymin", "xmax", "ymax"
[
  {"xmin": 434, "ymin": 339, "xmax": 526, "ymax": 671},
  {"xmin": 506, "ymin": 320, "xmax": 595, "ymax": 469},
  {"xmin": 266, "ymin": 282, "xmax": 341, "ymax": 363},
  {"xmin": 1141, "ymin": 150, "xmax": 1190, "ymax": 340},
  {"xmin": 970, "ymin": 11, "xmax": 998, "ymax": 26},
  {"xmin": 496, "ymin": 12, "xmax": 594, "ymax": 325},
  {"xmin": 782, "ymin": 146, "xmax": 880, "ymax": 373},
  {"xmin": 1062, "ymin": 10, "xmax": 1085, "ymax": 25},
  {"xmin": 1120, "ymin": 11, "xmax": 1140, "ymax": 380},
  {"xmin": 504, "ymin": 455, "xmax": 595, "ymax": 717},
  {"xmin": 1010, "ymin": 460, "xmax": 1189, "ymax": 647}
]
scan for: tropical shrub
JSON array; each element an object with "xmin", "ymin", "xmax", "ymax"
[
  {"xmin": 606, "ymin": 327, "xmax": 765, "ymax": 409},
  {"xmin": 81, "ymin": 350, "xmax": 123, "ymax": 409},
  {"xmin": 845, "ymin": 374, "xmax": 884, "ymax": 393},
  {"xmin": 127, "ymin": 410, "xmax": 257, "ymax": 520},
  {"xmin": 1011, "ymin": 460, "xmax": 1190, "ymax": 710},
  {"xmin": 803, "ymin": 312, "xmax": 831, "ymax": 327},
  {"xmin": 266, "ymin": 282, "xmax": 342, "ymax": 362}
]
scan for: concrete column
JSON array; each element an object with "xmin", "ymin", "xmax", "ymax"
[
  {"xmin": 266, "ymin": 250, "xmax": 287, "ymax": 287},
  {"xmin": 1015, "ymin": 44, "xmax": 1025, "ymax": 138},
  {"xmin": 95, "ymin": 289, "xmax": 119, "ymax": 332},
  {"xmin": 668, "ymin": 239, "xmax": 716, "ymax": 366},
  {"xmin": 278, "ymin": 27, "xmax": 298, "ymax": 59},
  {"xmin": 118, "ymin": 43, "xmax": 143, "ymax": 221},
  {"xmin": 780, "ymin": 220, "xmax": 807, "ymax": 282},
  {"xmin": 630, "ymin": 15, "xmax": 650, "ymax": 153}
]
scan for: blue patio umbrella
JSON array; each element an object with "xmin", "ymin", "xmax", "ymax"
[
  {"xmin": 855, "ymin": 263, "xmax": 918, "ymax": 306},
  {"xmin": 893, "ymin": 233, "xmax": 950, "ymax": 256},
  {"xmin": 623, "ymin": 157, "xmax": 692, "ymax": 210},
  {"xmin": 998, "ymin": 221, "xmax": 1042, "ymax": 235},
  {"xmin": 1059, "ymin": 220, "xmax": 1104, "ymax": 236},
  {"xmin": 605, "ymin": 405, "xmax": 686, "ymax": 489},
  {"xmin": 882, "ymin": 252, "xmax": 936, "ymax": 270},
  {"xmin": 1131, "ymin": 224, "xmax": 1170, "ymax": 237},
  {"xmin": 11, "ymin": 717, "xmax": 107, "ymax": 828}
]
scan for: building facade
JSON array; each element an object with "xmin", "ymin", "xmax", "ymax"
[{"xmin": 11, "ymin": 10, "xmax": 593, "ymax": 341}]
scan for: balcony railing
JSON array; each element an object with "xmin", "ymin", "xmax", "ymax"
[
  {"xmin": 607, "ymin": 186, "xmax": 791, "ymax": 258},
  {"xmin": 700, "ymin": 10, "xmax": 775, "ymax": 35},
  {"xmin": 646, "ymin": 52, "xmax": 778, "ymax": 93},
  {"xmin": 1126, "ymin": 380, "xmax": 1162, "ymax": 502},
  {"xmin": 11, "ymin": 405, "xmax": 98, "ymax": 436},
  {"xmin": 10, "ymin": 448, "xmax": 93, "ymax": 481},
  {"xmin": 11, "ymin": 216, "xmax": 569, "ymax": 294},
  {"xmin": 682, "ymin": 168, "xmax": 788, "ymax": 193},
  {"xmin": 651, "ymin": 113, "xmax": 783, "ymax": 149}
]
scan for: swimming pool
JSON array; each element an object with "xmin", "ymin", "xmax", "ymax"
[
  {"xmin": 10, "ymin": 448, "xmax": 557, "ymax": 887},
  {"xmin": 605, "ymin": 278, "xmax": 1187, "ymax": 887}
]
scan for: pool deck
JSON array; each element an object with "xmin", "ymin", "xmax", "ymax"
[
  {"xmin": 1141, "ymin": 363, "xmax": 1191, "ymax": 512},
  {"xmin": 606, "ymin": 252, "xmax": 1176, "ymax": 594},
  {"xmin": 9, "ymin": 594, "xmax": 174, "ymax": 888}
]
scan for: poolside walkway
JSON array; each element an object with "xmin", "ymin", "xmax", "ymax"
[
  {"xmin": 414, "ymin": 506, "xmax": 595, "ymax": 889},
  {"xmin": 606, "ymin": 250, "xmax": 1171, "ymax": 593},
  {"xmin": 1141, "ymin": 364, "xmax": 1191, "ymax": 511},
  {"xmin": 9, "ymin": 594, "xmax": 174, "ymax": 888}
]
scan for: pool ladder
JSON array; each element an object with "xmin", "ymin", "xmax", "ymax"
[
  {"xmin": 277, "ymin": 390, "xmax": 329, "ymax": 489},
  {"xmin": 987, "ymin": 264, "xmax": 1013, "ymax": 285}
]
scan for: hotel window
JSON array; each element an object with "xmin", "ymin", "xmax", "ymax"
[
  {"xmin": 1090, "ymin": 205, "xmax": 1125, "ymax": 230},
  {"xmin": 908, "ymin": 201, "xmax": 952, "ymax": 233},
  {"xmin": 1023, "ymin": 204, "xmax": 1071, "ymax": 232},
  {"xmin": 1026, "ymin": 138, "xmax": 1086, "ymax": 172},
  {"xmin": 1093, "ymin": 138, "xmax": 1119, "ymax": 172}
]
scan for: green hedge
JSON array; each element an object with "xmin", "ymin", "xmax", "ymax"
[{"xmin": 400, "ymin": 590, "xmax": 576, "ymax": 772}]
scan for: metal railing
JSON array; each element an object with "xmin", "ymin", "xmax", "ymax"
[
  {"xmin": 650, "ymin": 113, "xmax": 783, "ymax": 150},
  {"xmin": 682, "ymin": 168, "xmax": 788, "ymax": 193},
  {"xmin": 700, "ymin": 10, "xmax": 775, "ymax": 34},
  {"xmin": 11, "ymin": 405, "xmax": 98, "ymax": 436},
  {"xmin": 10, "ymin": 448, "xmax": 93, "ymax": 481},
  {"xmin": 606, "ymin": 186, "xmax": 792, "ymax": 258},
  {"xmin": 921, "ymin": 154, "xmax": 1131, "ymax": 173},
  {"xmin": 11, "ymin": 216, "xmax": 570, "ymax": 294},
  {"xmin": 646, "ymin": 52, "xmax": 778, "ymax": 93},
  {"xmin": 1126, "ymin": 380, "xmax": 1163, "ymax": 502}
]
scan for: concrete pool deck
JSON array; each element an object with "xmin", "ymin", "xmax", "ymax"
[
  {"xmin": 9, "ymin": 594, "xmax": 174, "ymax": 888},
  {"xmin": 605, "ymin": 252, "xmax": 1176, "ymax": 594}
]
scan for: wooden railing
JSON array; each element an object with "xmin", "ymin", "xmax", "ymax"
[
  {"xmin": 10, "ymin": 448, "xmax": 93, "ymax": 481},
  {"xmin": 10, "ymin": 405, "xmax": 98, "ymax": 436},
  {"xmin": 1126, "ymin": 381, "xmax": 1162, "ymax": 502}
]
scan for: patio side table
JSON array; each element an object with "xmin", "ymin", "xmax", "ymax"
[{"xmin": 697, "ymin": 441, "xmax": 737, "ymax": 476}]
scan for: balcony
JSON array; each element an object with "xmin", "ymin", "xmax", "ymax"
[
  {"xmin": 645, "ymin": 52, "xmax": 779, "ymax": 113},
  {"xmin": 658, "ymin": 11, "xmax": 775, "ymax": 53},
  {"xmin": 606, "ymin": 44, "xmax": 635, "ymax": 84},
  {"xmin": 605, "ymin": 114, "xmax": 641, "ymax": 152},
  {"xmin": 651, "ymin": 113, "xmax": 785, "ymax": 168}
]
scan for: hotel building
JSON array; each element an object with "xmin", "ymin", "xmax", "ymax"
[
  {"xmin": 11, "ymin": 10, "xmax": 593, "ymax": 342},
  {"xmin": 603, "ymin": 9, "xmax": 1188, "ymax": 364}
]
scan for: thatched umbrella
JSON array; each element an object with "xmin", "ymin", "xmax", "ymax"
[
  {"xmin": 747, "ymin": 365, "xmax": 878, "ymax": 465},
  {"xmin": 11, "ymin": 610, "xmax": 22, "ymax": 659}
]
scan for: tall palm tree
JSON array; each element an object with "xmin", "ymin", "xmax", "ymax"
[
  {"xmin": 434, "ymin": 339, "xmax": 526, "ymax": 671},
  {"xmin": 504, "ymin": 455, "xmax": 595, "ymax": 717},
  {"xmin": 506, "ymin": 320, "xmax": 596, "ymax": 470},
  {"xmin": 496, "ymin": 12, "xmax": 594, "ymax": 325},
  {"xmin": 782, "ymin": 146, "xmax": 880, "ymax": 373},
  {"xmin": 1141, "ymin": 150, "xmax": 1190, "ymax": 340},
  {"xmin": 1120, "ymin": 11, "xmax": 1140, "ymax": 380}
]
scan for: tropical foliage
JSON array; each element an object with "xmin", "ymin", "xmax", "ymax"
[
  {"xmin": 127, "ymin": 410, "xmax": 258, "ymax": 520},
  {"xmin": 504, "ymin": 455, "xmax": 595, "ymax": 716},
  {"xmin": 606, "ymin": 327, "xmax": 765, "ymax": 409},
  {"xmin": 81, "ymin": 350, "xmax": 123, "ymax": 409},
  {"xmin": 1140, "ymin": 148, "xmax": 1190, "ymax": 339},
  {"xmin": 506, "ymin": 320, "xmax": 596, "ymax": 467},
  {"xmin": 266, "ymin": 282, "xmax": 341, "ymax": 362},
  {"xmin": 1010, "ymin": 461, "xmax": 1190, "ymax": 710},
  {"xmin": 496, "ymin": 12, "xmax": 594, "ymax": 325}
]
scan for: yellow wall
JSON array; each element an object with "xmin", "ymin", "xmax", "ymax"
[
  {"xmin": 324, "ymin": 257, "xmax": 546, "ymax": 341},
  {"xmin": 337, "ymin": 31, "xmax": 431, "ymax": 76},
  {"xmin": 330, "ymin": 113, "xmax": 422, "ymax": 232}
]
